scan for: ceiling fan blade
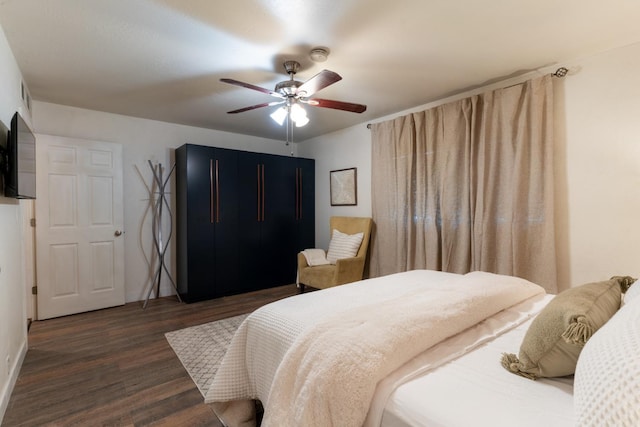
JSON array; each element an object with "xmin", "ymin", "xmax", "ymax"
[
  {"xmin": 297, "ymin": 70, "xmax": 342, "ymax": 97},
  {"xmin": 305, "ymin": 98, "xmax": 367, "ymax": 113},
  {"xmin": 220, "ymin": 78, "xmax": 283, "ymax": 98},
  {"xmin": 227, "ymin": 101, "xmax": 284, "ymax": 114}
]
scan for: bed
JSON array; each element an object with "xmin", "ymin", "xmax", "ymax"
[{"xmin": 205, "ymin": 269, "xmax": 639, "ymax": 427}]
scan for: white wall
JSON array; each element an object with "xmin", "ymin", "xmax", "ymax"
[
  {"xmin": 297, "ymin": 125, "xmax": 372, "ymax": 249},
  {"xmin": 33, "ymin": 102, "xmax": 296, "ymax": 303},
  {"xmin": 0, "ymin": 25, "xmax": 29, "ymax": 424},
  {"xmin": 556, "ymin": 42, "xmax": 640, "ymax": 288},
  {"xmin": 298, "ymin": 42, "xmax": 640, "ymax": 291}
]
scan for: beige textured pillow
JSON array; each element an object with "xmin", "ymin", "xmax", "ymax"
[
  {"xmin": 501, "ymin": 276, "xmax": 635, "ymax": 380},
  {"xmin": 574, "ymin": 293, "xmax": 640, "ymax": 426},
  {"xmin": 326, "ymin": 229, "xmax": 364, "ymax": 264}
]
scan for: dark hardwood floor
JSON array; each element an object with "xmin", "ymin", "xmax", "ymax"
[{"xmin": 3, "ymin": 285, "xmax": 299, "ymax": 427}]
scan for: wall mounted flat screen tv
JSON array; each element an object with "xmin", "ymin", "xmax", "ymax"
[{"xmin": 3, "ymin": 112, "xmax": 36, "ymax": 199}]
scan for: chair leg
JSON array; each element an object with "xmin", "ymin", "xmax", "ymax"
[{"xmin": 298, "ymin": 284, "xmax": 306, "ymax": 294}]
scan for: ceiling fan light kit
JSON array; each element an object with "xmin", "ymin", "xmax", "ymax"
[
  {"xmin": 220, "ymin": 57, "xmax": 367, "ymax": 134},
  {"xmin": 269, "ymin": 106, "xmax": 288, "ymax": 126},
  {"xmin": 270, "ymin": 101, "xmax": 309, "ymax": 127},
  {"xmin": 289, "ymin": 103, "xmax": 309, "ymax": 127}
]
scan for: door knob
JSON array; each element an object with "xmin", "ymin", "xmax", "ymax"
[{"xmin": 114, "ymin": 230, "xmax": 124, "ymax": 237}]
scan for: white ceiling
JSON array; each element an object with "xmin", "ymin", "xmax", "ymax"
[{"xmin": 2, "ymin": 0, "xmax": 640, "ymax": 142}]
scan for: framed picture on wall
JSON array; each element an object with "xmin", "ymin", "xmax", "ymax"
[{"xmin": 330, "ymin": 167, "xmax": 357, "ymax": 206}]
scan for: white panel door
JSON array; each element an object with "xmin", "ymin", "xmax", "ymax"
[{"xmin": 36, "ymin": 135, "xmax": 124, "ymax": 319}]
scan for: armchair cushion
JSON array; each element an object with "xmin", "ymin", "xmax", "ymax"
[
  {"xmin": 299, "ymin": 264, "xmax": 337, "ymax": 286},
  {"xmin": 326, "ymin": 229, "xmax": 364, "ymax": 264}
]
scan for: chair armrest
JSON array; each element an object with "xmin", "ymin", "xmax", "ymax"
[
  {"xmin": 333, "ymin": 256, "xmax": 366, "ymax": 285},
  {"xmin": 298, "ymin": 252, "xmax": 309, "ymax": 269}
]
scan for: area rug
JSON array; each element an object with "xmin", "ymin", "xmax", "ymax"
[{"xmin": 165, "ymin": 313, "xmax": 248, "ymax": 397}]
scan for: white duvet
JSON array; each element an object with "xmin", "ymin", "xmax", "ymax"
[
  {"xmin": 206, "ymin": 269, "xmax": 545, "ymax": 427},
  {"xmin": 378, "ymin": 293, "xmax": 575, "ymax": 427}
]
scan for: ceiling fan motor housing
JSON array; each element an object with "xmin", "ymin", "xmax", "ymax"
[
  {"xmin": 276, "ymin": 61, "xmax": 303, "ymax": 96},
  {"xmin": 275, "ymin": 80, "xmax": 303, "ymax": 96}
]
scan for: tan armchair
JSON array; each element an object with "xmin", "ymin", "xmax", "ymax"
[{"xmin": 298, "ymin": 216, "xmax": 373, "ymax": 292}]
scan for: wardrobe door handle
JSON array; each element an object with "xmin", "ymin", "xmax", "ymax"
[
  {"xmin": 215, "ymin": 159, "xmax": 220, "ymax": 223},
  {"xmin": 299, "ymin": 168, "xmax": 303, "ymax": 220},
  {"xmin": 209, "ymin": 159, "xmax": 215, "ymax": 224},
  {"xmin": 257, "ymin": 164, "xmax": 261, "ymax": 221},
  {"xmin": 261, "ymin": 164, "xmax": 265, "ymax": 222}
]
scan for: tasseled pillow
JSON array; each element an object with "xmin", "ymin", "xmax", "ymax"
[{"xmin": 501, "ymin": 276, "xmax": 635, "ymax": 380}]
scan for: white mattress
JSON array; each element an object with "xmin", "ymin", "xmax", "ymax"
[{"xmin": 379, "ymin": 294, "xmax": 575, "ymax": 427}]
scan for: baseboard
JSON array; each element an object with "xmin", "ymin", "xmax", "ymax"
[{"xmin": 0, "ymin": 339, "xmax": 27, "ymax": 424}]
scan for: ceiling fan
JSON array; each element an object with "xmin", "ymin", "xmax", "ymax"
[{"xmin": 220, "ymin": 60, "xmax": 367, "ymax": 127}]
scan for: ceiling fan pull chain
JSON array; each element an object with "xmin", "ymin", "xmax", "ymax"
[
  {"xmin": 285, "ymin": 109, "xmax": 291, "ymax": 146},
  {"xmin": 287, "ymin": 106, "xmax": 297, "ymax": 146}
]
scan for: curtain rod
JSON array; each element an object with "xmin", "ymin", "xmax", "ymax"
[{"xmin": 366, "ymin": 67, "xmax": 569, "ymax": 129}]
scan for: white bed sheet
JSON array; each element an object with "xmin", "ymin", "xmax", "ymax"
[{"xmin": 380, "ymin": 294, "xmax": 575, "ymax": 427}]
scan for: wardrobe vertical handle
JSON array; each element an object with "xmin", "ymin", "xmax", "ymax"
[
  {"xmin": 209, "ymin": 159, "xmax": 215, "ymax": 224},
  {"xmin": 298, "ymin": 168, "xmax": 303, "ymax": 220},
  {"xmin": 295, "ymin": 168, "xmax": 299, "ymax": 220},
  {"xmin": 215, "ymin": 159, "xmax": 220, "ymax": 223},
  {"xmin": 261, "ymin": 164, "xmax": 265, "ymax": 222},
  {"xmin": 257, "ymin": 164, "xmax": 261, "ymax": 222}
]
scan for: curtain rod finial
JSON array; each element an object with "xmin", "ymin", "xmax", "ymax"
[{"xmin": 553, "ymin": 67, "xmax": 568, "ymax": 78}]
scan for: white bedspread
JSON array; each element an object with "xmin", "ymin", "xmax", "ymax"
[
  {"xmin": 367, "ymin": 293, "xmax": 553, "ymax": 426},
  {"xmin": 206, "ymin": 270, "xmax": 544, "ymax": 427},
  {"xmin": 381, "ymin": 294, "xmax": 574, "ymax": 427}
]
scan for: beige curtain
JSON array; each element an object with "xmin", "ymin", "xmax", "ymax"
[{"xmin": 370, "ymin": 75, "xmax": 557, "ymax": 293}]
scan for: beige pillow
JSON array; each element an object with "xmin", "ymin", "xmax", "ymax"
[
  {"xmin": 326, "ymin": 229, "xmax": 364, "ymax": 264},
  {"xmin": 501, "ymin": 276, "xmax": 634, "ymax": 380}
]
